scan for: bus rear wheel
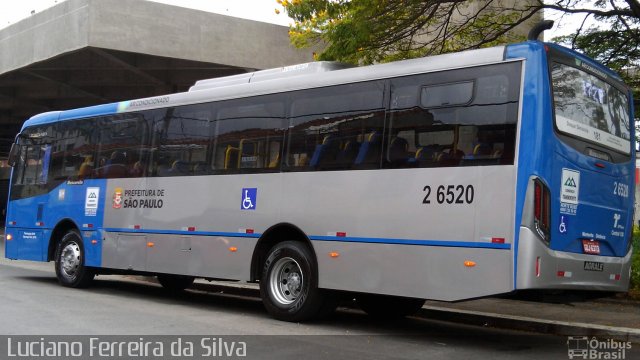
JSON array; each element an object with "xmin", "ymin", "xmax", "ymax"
[
  {"xmin": 157, "ymin": 274, "xmax": 195, "ymax": 292},
  {"xmin": 54, "ymin": 230, "xmax": 95, "ymax": 288},
  {"xmin": 260, "ymin": 241, "xmax": 336, "ymax": 322},
  {"xmin": 357, "ymin": 294, "xmax": 425, "ymax": 319}
]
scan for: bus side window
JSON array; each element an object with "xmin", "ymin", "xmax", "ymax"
[
  {"xmin": 47, "ymin": 120, "xmax": 97, "ymax": 181},
  {"xmin": 286, "ymin": 81, "xmax": 385, "ymax": 171},
  {"xmin": 151, "ymin": 104, "xmax": 211, "ymax": 177},
  {"xmin": 213, "ymin": 95, "xmax": 285, "ymax": 174},
  {"xmin": 95, "ymin": 115, "xmax": 149, "ymax": 179},
  {"xmin": 13, "ymin": 145, "xmax": 45, "ymax": 185},
  {"xmin": 386, "ymin": 62, "xmax": 520, "ymax": 168}
]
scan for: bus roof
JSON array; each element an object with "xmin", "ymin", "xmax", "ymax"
[
  {"xmin": 21, "ymin": 43, "xmax": 514, "ymax": 131},
  {"xmin": 544, "ymin": 42, "xmax": 624, "ymax": 81}
]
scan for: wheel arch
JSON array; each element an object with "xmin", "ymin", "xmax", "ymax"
[
  {"xmin": 250, "ymin": 222, "xmax": 317, "ymax": 282},
  {"xmin": 47, "ymin": 218, "xmax": 81, "ymax": 261}
]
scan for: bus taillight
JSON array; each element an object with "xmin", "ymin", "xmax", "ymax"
[{"xmin": 534, "ymin": 179, "xmax": 551, "ymax": 242}]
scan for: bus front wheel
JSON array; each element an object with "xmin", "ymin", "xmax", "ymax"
[
  {"xmin": 54, "ymin": 230, "xmax": 95, "ymax": 288},
  {"xmin": 260, "ymin": 241, "xmax": 336, "ymax": 321},
  {"xmin": 357, "ymin": 294, "xmax": 425, "ymax": 319}
]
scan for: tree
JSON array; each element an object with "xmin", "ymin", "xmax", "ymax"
[
  {"xmin": 279, "ymin": 0, "xmax": 640, "ymax": 65},
  {"xmin": 280, "ymin": 0, "xmax": 640, "ymax": 141}
]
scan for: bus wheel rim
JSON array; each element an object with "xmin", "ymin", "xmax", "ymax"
[
  {"xmin": 269, "ymin": 257, "xmax": 303, "ymax": 305},
  {"xmin": 61, "ymin": 241, "xmax": 81, "ymax": 278}
]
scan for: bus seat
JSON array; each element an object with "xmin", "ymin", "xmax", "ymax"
[
  {"xmin": 102, "ymin": 164, "xmax": 127, "ymax": 178},
  {"xmin": 310, "ymin": 134, "xmax": 339, "ymax": 168},
  {"xmin": 415, "ymin": 145, "xmax": 438, "ymax": 166},
  {"xmin": 295, "ymin": 153, "xmax": 309, "ymax": 166},
  {"xmin": 387, "ymin": 137, "xmax": 409, "ymax": 166},
  {"xmin": 268, "ymin": 153, "xmax": 280, "ymax": 168},
  {"xmin": 168, "ymin": 160, "xmax": 189, "ymax": 175},
  {"xmin": 224, "ymin": 146, "xmax": 239, "ymax": 169},
  {"xmin": 473, "ymin": 143, "xmax": 492, "ymax": 156},
  {"xmin": 336, "ymin": 140, "xmax": 360, "ymax": 168},
  {"xmin": 192, "ymin": 161, "xmax": 209, "ymax": 175},
  {"xmin": 354, "ymin": 131, "xmax": 381, "ymax": 166},
  {"xmin": 102, "ymin": 151, "xmax": 128, "ymax": 178},
  {"xmin": 439, "ymin": 148, "xmax": 464, "ymax": 166}
]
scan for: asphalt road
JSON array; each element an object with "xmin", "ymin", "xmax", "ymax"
[{"xmin": 0, "ymin": 253, "xmax": 581, "ymax": 360}]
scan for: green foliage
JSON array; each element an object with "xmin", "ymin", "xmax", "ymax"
[
  {"xmin": 631, "ymin": 226, "xmax": 640, "ymax": 292},
  {"xmin": 281, "ymin": 0, "xmax": 639, "ymax": 143},
  {"xmin": 280, "ymin": 0, "xmax": 534, "ymax": 64}
]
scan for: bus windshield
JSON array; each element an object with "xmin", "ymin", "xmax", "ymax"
[{"xmin": 551, "ymin": 62, "xmax": 631, "ymax": 155}]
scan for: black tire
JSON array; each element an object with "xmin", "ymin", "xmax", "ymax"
[
  {"xmin": 54, "ymin": 230, "xmax": 95, "ymax": 288},
  {"xmin": 260, "ymin": 241, "xmax": 337, "ymax": 322},
  {"xmin": 357, "ymin": 294, "xmax": 425, "ymax": 319},
  {"xmin": 157, "ymin": 274, "xmax": 195, "ymax": 292}
]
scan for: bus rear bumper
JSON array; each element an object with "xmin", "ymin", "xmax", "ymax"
[{"xmin": 516, "ymin": 227, "xmax": 631, "ymax": 292}]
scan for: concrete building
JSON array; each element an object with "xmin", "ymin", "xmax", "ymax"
[
  {"xmin": 0, "ymin": 0, "xmax": 315, "ymax": 158},
  {"xmin": 0, "ymin": 0, "xmax": 317, "ymax": 221}
]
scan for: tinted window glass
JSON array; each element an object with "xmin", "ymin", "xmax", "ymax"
[
  {"xmin": 421, "ymin": 81, "xmax": 473, "ymax": 107},
  {"xmin": 95, "ymin": 114, "xmax": 149, "ymax": 179},
  {"xmin": 286, "ymin": 81, "xmax": 385, "ymax": 171},
  {"xmin": 213, "ymin": 95, "xmax": 285, "ymax": 173},
  {"xmin": 152, "ymin": 104, "xmax": 212, "ymax": 177},
  {"xmin": 551, "ymin": 62, "xmax": 631, "ymax": 154},
  {"xmin": 13, "ymin": 144, "xmax": 50, "ymax": 185},
  {"xmin": 49, "ymin": 119, "xmax": 98, "ymax": 181},
  {"xmin": 386, "ymin": 62, "xmax": 521, "ymax": 168},
  {"xmin": 12, "ymin": 125, "xmax": 53, "ymax": 186}
]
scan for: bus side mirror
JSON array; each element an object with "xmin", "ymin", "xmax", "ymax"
[{"xmin": 8, "ymin": 142, "xmax": 19, "ymax": 167}]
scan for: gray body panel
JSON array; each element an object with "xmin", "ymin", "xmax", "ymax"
[
  {"xmin": 101, "ymin": 166, "xmax": 517, "ymax": 301},
  {"xmin": 103, "ymin": 232, "xmax": 256, "ymax": 279},
  {"xmin": 313, "ymin": 241, "xmax": 512, "ymax": 301}
]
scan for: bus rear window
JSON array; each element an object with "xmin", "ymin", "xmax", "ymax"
[{"xmin": 551, "ymin": 63, "xmax": 631, "ymax": 155}]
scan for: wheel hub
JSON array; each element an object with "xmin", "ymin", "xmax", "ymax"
[
  {"xmin": 60, "ymin": 241, "xmax": 81, "ymax": 277},
  {"xmin": 269, "ymin": 257, "xmax": 303, "ymax": 305}
]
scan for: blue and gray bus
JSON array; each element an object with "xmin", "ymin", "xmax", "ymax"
[{"xmin": 4, "ymin": 33, "xmax": 634, "ymax": 321}]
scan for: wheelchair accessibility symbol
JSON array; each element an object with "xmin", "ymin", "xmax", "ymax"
[
  {"xmin": 241, "ymin": 188, "xmax": 257, "ymax": 210},
  {"xmin": 558, "ymin": 215, "xmax": 568, "ymax": 234}
]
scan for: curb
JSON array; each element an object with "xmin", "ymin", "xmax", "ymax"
[
  {"xmin": 417, "ymin": 306, "xmax": 640, "ymax": 343},
  {"xmin": 174, "ymin": 279, "xmax": 640, "ymax": 342}
]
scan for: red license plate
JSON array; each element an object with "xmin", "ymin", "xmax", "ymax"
[{"xmin": 582, "ymin": 240, "xmax": 600, "ymax": 255}]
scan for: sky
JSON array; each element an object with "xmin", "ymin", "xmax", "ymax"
[{"xmin": 0, "ymin": 0, "xmax": 591, "ymax": 39}]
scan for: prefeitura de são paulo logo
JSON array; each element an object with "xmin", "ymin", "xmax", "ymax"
[{"xmin": 112, "ymin": 187, "xmax": 123, "ymax": 209}]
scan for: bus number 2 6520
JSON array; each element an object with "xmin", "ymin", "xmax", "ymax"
[{"xmin": 422, "ymin": 185, "xmax": 474, "ymax": 205}]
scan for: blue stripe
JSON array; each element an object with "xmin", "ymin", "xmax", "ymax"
[
  {"xmin": 310, "ymin": 235, "xmax": 511, "ymax": 249},
  {"xmin": 104, "ymin": 228, "xmax": 510, "ymax": 249},
  {"xmin": 59, "ymin": 103, "xmax": 119, "ymax": 121},
  {"xmin": 22, "ymin": 103, "xmax": 121, "ymax": 130},
  {"xmin": 104, "ymin": 228, "xmax": 262, "ymax": 238}
]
